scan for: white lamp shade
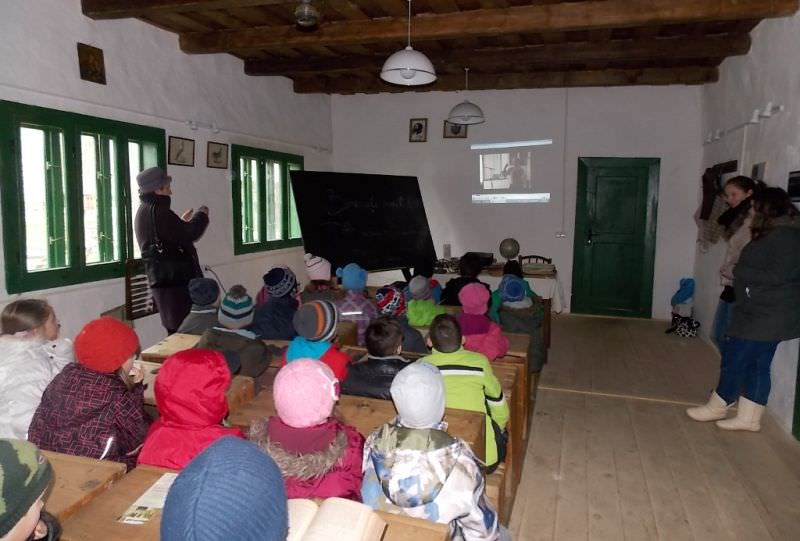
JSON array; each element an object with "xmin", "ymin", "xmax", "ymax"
[
  {"xmin": 381, "ymin": 46, "xmax": 437, "ymax": 86},
  {"xmin": 447, "ymin": 100, "xmax": 485, "ymax": 125}
]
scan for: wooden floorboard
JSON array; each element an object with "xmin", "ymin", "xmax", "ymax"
[{"xmin": 511, "ymin": 315, "xmax": 800, "ymax": 541}]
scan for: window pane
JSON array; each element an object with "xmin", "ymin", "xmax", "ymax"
[
  {"xmin": 81, "ymin": 135, "xmax": 101, "ymax": 264},
  {"xmin": 20, "ymin": 126, "xmax": 68, "ymax": 272},
  {"xmin": 240, "ymin": 157, "xmax": 261, "ymax": 244},
  {"xmin": 288, "ymin": 163, "xmax": 302, "ymax": 239},
  {"xmin": 128, "ymin": 141, "xmax": 158, "ymax": 259},
  {"xmin": 266, "ymin": 160, "xmax": 283, "ymax": 241},
  {"xmin": 82, "ymin": 135, "xmax": 120, "ymax": 264}
]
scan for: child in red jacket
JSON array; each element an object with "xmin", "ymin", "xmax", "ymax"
[
  {"xmin": 283, "ymin": 300, "xmax": 351, "ymax": 381},
  {"xmin": 28, "ymin": 317, "xmax": 150, "ymax": 470},
  {"xmin": 457, "ymin": 283, "xmax": 509, "ymax": 361},
  {"xmin": 138, "ymin": 349, "xmax": 243, "ymax": 470},
  {"xmin": 249, "ymin": 359, "xmax": 364, "ymax": 500}
]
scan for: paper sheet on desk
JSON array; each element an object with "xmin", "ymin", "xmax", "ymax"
[{"xmin": 117, "ymin": 473, "xmax": 177, "ymax": 525}]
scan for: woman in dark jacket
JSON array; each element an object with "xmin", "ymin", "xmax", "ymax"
[
  {"xmin": 687, "ymin": 188, "xmax": 800, "ymax": 431},
  {"xmin": 134, "ymin": 167, "xmax": 209, "ymax": 334}
]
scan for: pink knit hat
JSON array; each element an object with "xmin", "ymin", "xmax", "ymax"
[
  {"xmin": 458, "ymin": 283, "xmax": 490, "ymax": 315},
  {"xmin": 273, "ymin": 359, "xmax": 339, "ymax": 428}
]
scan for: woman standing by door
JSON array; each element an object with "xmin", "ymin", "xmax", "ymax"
[
  {"xmin": 687, "ymin": 187, "xmax": 800, "ymax": 431},
  {"xmin": 135, "ymin": 167, "xmax": 210, "ymax": 334}
]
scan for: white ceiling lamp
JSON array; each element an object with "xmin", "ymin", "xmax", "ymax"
[
  {"xmin": 380, "ymin": 0, "xmax": 436, "ymax": 86},
  {"xmin": 294, "ymin": 0, "xmax": 320, "ymax": 29},
  {"xmin": 448, "ymin": 68, "xmax": 485, "ymax": 125}
]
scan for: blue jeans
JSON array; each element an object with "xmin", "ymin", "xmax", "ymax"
[
  {"xmin": 716, "ymin": 336, "xmax": 779, "ymax": 405},
  {"xmin": 711, "ymin": 299, "xmax": 735, "ymax": 351}
]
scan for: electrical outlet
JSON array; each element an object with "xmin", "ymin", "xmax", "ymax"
[{"xmin": 555, "ymin": 231, "xmax": 567, "ymax": 238}]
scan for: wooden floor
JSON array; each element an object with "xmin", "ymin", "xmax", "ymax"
[{"xmin": 509, "ymin": 315, "xmax": 800, "ymax": 541}]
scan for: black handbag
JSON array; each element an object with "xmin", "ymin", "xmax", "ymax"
[{"xmin": 141, "ymin": 206, "xmax": 196, "ymax": 288}]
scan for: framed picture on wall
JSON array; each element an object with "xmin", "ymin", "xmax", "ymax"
[
  {"xmin": 443, "ymin": 120, "xmax": 467, "ymax": 139},
  {"xmin": 207, "ymin": 142, "xmax": 229, "ymax": 169},
  {"xmin": 168, "ymin": 136, "xmax": 195, "ymax": 167},
  {"xmin": 77, "ymin": 43, "xmax": 106, "ymax": 85},
  {"xmin": 409, "ymin": 118, "xmax": 427, "ymax": 143}
]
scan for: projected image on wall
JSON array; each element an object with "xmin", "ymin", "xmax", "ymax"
[
  {"xmin": 480, "ymin": 151, "xmax": 532, "ymax": 190},
  {"xmin": 471, "ymin": 139, "xmax": 552, "ymax": 204}
]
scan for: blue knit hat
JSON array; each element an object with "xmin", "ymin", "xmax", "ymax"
[
  {"xmin": 335, "ymin": 263, "xmax": 368, "ymax": 291},
  {"xmin": 161, "ymin": 437, "xmax": 287, "ymax": 541},
  {"xmin": 499, "ymin": 274, "xmax": 526, "ymax": 303},
  {"xmin": 263, "ymin": 267, "xmax": 297, "ymax": 298},
  {"xmin": 188, "ymin": 278, "xmax": 220, "ymax": 306}
]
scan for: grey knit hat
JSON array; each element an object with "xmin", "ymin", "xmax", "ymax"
[
  {"xmin": 390, "ymin": 361, "xmax": 446, "ymax": 429},
  {"xmin": 408, "ymin": 275, "xmax": 432, "ymax": 300},
  {"xmin": 189, "ymin": 278, "xmax": 220, "ymax": 306},
  {"xmin": 136, "ymin": 167, "xmax": 171, "ymax": 194}
]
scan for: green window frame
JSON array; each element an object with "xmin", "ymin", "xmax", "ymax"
[
  {"xmin": 0, "ymin": 100, "xmax": 165, "ymax": 294},
  {"xmin": 231, "ymin": 144, "xmax": 303, "ymax": 255}
]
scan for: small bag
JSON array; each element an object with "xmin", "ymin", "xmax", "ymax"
[
  {"xmin": 141, "ymin": 206, "xmax": 195, "ymax": 288},
  {"xmin": 675, "ymin": 316, "xmax": 701, "ymax": 338}
]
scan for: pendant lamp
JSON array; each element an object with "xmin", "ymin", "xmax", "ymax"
[
  {"xmin": 380, "ymin": 0, "xmax": 436, "ymax": 86},
  {"xmin": 447, "ymin": 68, "xmax": 485, "ymax": 125}
]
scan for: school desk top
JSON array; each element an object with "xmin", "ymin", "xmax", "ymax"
[
  {"xmin": 136, "ymin": 360, "xmax": 255, "ymax": 415},
  {"xmin": 60, "ymin": 464, "xmax": 175, "ymax": 541},
  {"xmin": 230, "ymin": 393, "xmax": 486, "ymax": 461},
  {"xmin": 43, "ymin": 451, "xmax": 127, "ymax": 522}
]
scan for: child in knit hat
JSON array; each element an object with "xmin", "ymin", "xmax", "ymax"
[
  {"xmin": 406, "ymin": 276, "xmax": 447, "ymax": 327},
  {"xmin": 341, "ymin": 316, "xmax": 413, "ymax": 400},
  {"xmin": 494, "ymin": 273, "xmax": 546, "ymax": 372},
  {"xmin": 197, "ymin": 285, "xmax": 271, "ymax": 378},
  {"xmin": 161, "ymin": 437, "xmax": 288, "ymax": 541},
  {"xmin": 423, "ymin": 314, "xmax": 509, "ymax": 471},
  {"xmin": 374, "ymin": 286, "xmax": 428, "ymax": 353},
  {"xmin": 0, "ymin": 439, "xmax": 61, "ymax": 541},
  {"xmin": 28, "ymin": 317, "xmax": 150, "ymax": 470},
  {"xmin": 254, "ymin": 265, "xmax": 300, "ymax": 307},
  {"xmin": 177, "ymin": 278, "xmax": 221, "ymax": 335},
  {"xmin": 457, "ymin": 283, "xmax": 509, "ymax": 361},
  {"xmin": 406, "ymin": 256, "xmax": 443, "ymax": 304},
  {"xmin": 361, "ymin": 362, "xmax": 502, "ymax": 541},
  {"xmin": 138, "ymin": 349, "xmax": 244, "ymax": 470},
  {"xmin": 283, "ymin": 300, "xmax": 351, "ymax": 381},
  {"xmin": 301, "ymin": 253, "xmax": 341, "ymax": 303},
  {"xmin": 250, "ymin": 266, "xmax": 299, "ymax": 341},
  {"xmin": 334, "ymin": 263, "xmax": 378, "ymax": 346},
  {"xmin": 249, "ymin": 359, "xmax": 364, "ymax": 500},
  {"xmin": 440, "ymin": 253, "xmax": 492, "ymax": 306},
  {"xmin": 0, "ymin": 299, "xmax": 73, "ymax": 440}
]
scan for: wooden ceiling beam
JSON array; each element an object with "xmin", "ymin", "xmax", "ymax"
[
  {"xmin": 291, "ymin": 66, "xmax": 719, "ymax": 94},
  {"xmin": 244, "ymin": 33, "xmax": 751, "ymax": 75},
  {"xmin": 179, "ymin": 0, "xmax": 797, "ymax": 53},
  {"xmin": 81, "ymin": 0, "xmax": 287, "ymax": 20}
]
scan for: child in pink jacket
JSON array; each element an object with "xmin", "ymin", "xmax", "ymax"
[{"xmin": 457, "ymin": 283, "xmax": 509, "ymax": 361}]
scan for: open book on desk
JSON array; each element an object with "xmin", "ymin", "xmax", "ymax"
[{"xmin": 288, "ymin": 498, "xmax": 387, "ymax": 541}]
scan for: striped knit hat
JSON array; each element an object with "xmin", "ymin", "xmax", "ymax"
[
  {"xmin": 375, "ymin": 286, "xmax": 407, "ymax": 316},
  {"xmin": 161, "ymin": 437, "xmax": 287, "ymax": 541},
  {"xmin": 218, "ymin": 285, "xmax": 254, "ymax": 329},
  {"xmin": 292, "ymin": 300, "xmax": 339, "ymax": 342},
  {"xmin": 262, "ymin": 266, "xmax": 297, "ymax": 298},
  {"xmin": 0, "ymin": 439, "xmax": 53, "ymax": 537}
]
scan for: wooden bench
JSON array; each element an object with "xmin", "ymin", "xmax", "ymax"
[
  {"xmin": 230, "ymin": 392, "xmax": 486, "ymax": 462},
  {"xmin": 135, "ymin": 360, "xmax": 255, "ymax": 415},
  {"xmin": 43, "ymin": 451, "xmax": 127, "ymax": 522}
]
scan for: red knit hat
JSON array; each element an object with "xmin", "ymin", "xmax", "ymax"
[{"xmin": 74, "ymin": 317, "xmax": 139, "ymax": 373}]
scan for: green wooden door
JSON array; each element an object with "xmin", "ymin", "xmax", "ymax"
[{"xmin": 571, "ymin": 158, "xmax": 659, "ymax": 317}]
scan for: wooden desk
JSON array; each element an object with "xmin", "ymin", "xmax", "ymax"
[
  {"xmin": 490, "ymin": 361, "xmax": 524, "ymax": 520},
  {"xmin": 231, "ymin": 393, "xmax": 486, "ymax": 462},
  {"xmin": 60, "ymin": 465, "xmax": 175, "ymax": 541},
  {"xmin": 43, "ymin": 452, "xmax": 127, "ymax": 522},
  {"xmin": 135, "ymin": 360, "xmax": 255, "ymax": 415},
  {"xmin": 140, "ymin": 333, "xmax": 199, "ymax": 363},
  {"xmin": 377, "ymin": 511, "xmax": 449, "ymax": 541}
]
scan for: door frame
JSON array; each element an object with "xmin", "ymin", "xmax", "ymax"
[{"xmin": 571, "ymin": 157, "xmax": 660, "ymax": 318}]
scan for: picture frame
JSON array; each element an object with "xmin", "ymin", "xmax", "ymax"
[
  {"xmin": 168, "ymin": 136, "xmax": 195, "ymax": 167},
  {"xmin": 77, "ymin": 43, "xmax": 106, "ymax": 85},
  {"xmin": 207, "ymin": 141, "xmax": 229, "ymax": 169},
  {"xmin": 409, "ymin": 118, "xmax": 428, "ymax": 143},
  {"xmin": 751, "ymin": 161, "xmax": 767, "ymax": 181},
  {"xmin": 788, "ymin": 170, "xmax": 800, "ymax": 202},
  {"xmin": 443, "ymin": 120, "xmax": 468, "ymax": 139}
]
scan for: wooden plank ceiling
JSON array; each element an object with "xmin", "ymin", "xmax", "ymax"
[{"xmin": 82, "ymin": 0, "xmax": 798, "ymax": 94}]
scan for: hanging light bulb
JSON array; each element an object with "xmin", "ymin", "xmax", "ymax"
[
  {"xmin": 380, "ymin": 0, "xmax": 436, "ymax": 86},
  {"xmin": 295, "ymin": 0, "xmax": 320, "ymax": 29},
  {"xmin": 447, "ymin": 68, "xmax": 485, "ymax": 125}
]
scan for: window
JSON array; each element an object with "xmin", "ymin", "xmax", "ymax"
[
  {"xmin": 0, "ymin": 101, "xmax": 165, "ymax": 293},
  {"xmin": 231, "ymin": 145, "xmax": 303, "ymax": 254}
]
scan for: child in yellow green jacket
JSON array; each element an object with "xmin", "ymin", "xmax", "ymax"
[{"xmin": 422, "ymin": 314, "xmax": 509, "ymax": 470}]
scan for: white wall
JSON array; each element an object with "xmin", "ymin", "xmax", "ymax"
[
  {"xmin": 0, "ymin": 0, "xmax": 332, "ymax": 347},
  {"xmin": 331, "ymin": 86, "xmax": 703, "ymax": 318},
  {"xmin": 697, "ymin": 14, "xmax": 800, "ymax": 433}
]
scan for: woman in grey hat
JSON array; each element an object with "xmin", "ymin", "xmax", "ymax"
[{"xmin": 134, "ymin": 167, "xmax": 209, "ymax": 334}]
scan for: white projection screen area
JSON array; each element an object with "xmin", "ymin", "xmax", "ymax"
[{"xmin": 471, "ymin": 139, "xmax": 552, "ymax": 204}]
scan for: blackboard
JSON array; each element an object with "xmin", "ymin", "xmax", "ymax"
[{"xmin": 289, "ymin": 171, "xmax": 437, "ymax": 272}]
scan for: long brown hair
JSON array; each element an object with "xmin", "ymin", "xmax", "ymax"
[
  {"xmin": 1, "ymin": 299, "xmax": 53, "ymax": 335},
  {"xmin": 750, "ymin": 187, "xmax": 799, "ymax": 240}
]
